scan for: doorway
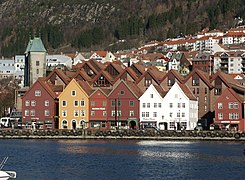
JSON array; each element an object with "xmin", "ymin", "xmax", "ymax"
[
  {"xmin": 130, "ymin": 121, "xmax": 136, "ymax": 129},
  {"xmin": 72, "ymin": 120, "xmax": 77, "ymax": 129}
]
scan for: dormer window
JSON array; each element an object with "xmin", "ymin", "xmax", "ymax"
[{"xmin": 192, "ymin": 79, "xmax": 199, "ymax": 86}]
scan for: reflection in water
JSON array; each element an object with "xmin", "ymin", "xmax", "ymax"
[{"xmin": 1, "ymin": 139, "xmax": 245, "ymax": 180}]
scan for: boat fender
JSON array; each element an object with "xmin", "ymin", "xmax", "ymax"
[
  {"xmin": 220, "ymin": 133, "xmax": 224, "ymax": 138},
  {"xmin": 22, "ymin": 131, "xmax": 27, "ymax": 136},
  {"xmin": 193, "ymin": 132, "xmax": 197, "ymax": 137},
  {"xmin": 119, "ymin": 132, "xmax": 123, "ymax": 137},
  {"xmin": 206, "ymin": 132, "xmax": 211, "ymax": 137},
  {"xmin": 73, "ymin": 131, "xmax": 78, "ymax": 136},
  {"xmin": 215, "ymin": 132, "xmax": 220, "ymax": 137},
  {"xmin": 95, "ymin": 131, "xmax": 100, "ymax": 136},
  {"xmin": 2, "ymin": 131, "xmax": 6, "ymax": 137},
  {"xmin": 33, "ymin": 131, "xmax": 38, "ymax": 136},
  {"xmin": 77, "ymin": 130, "xmax": 83, "ymax": 136},
  {"xmin": 234, "ymin": 133, "xmax": 241, "ymax": 139},
  {"xmin": 51, "ymin": 131, "xmax": 55, "ymax": 136},
  {"xmin": 107, "ymin": 131, "xmax": 111, "ymax": 136},
  {"xmin": 99, "ymin": 131, "xmax": 103, "ymax": 136},
  {"xmin": 211, "ymin": 133, "xmax": 215, "ymax": 138},
  {"xmin": 224, "ymin": 132, "xmax": 229, "ymax": 137},
  {"xmin": 197, "ymin": 132, "xmax": 203, "ymax": 137},
  {"xmin": 62, "ymin": 130, "xmax": 67, "ymax": 136},
  {"xmin": 26, "ymin": 132, "xmax": 30, "ymax": 136},
  {"xmin": 10, "ymin": 131, "xmax": 14, "ymax": 136},
  {"xmin": 177, "ymin": 132, "xmax": 182, "ymax": 137},
  {"xmin": 87, "ymin": 130, "xmax": 92, "ymax": 136},
  {"xmin": 241, "ymin": 133, "xmax": 245, "ymax": 137},
  {"xmin": 55, "ymin": 130, "xmax": 60, "ymax": 136},
  {"xmin": 188, "ymin": 132, "xmax": 193, "ymax": 137},
  {"xmin": 47, "ymin": 130, "xmax": 51, "ymax": 136},
  {"xmin": 181, "ymin": 131, "xmax": 186, "ymax": 137},
  {"xmin": 103, "ymin": 131, "xmax": 107, "ymax": 136},
  {"xmin": 202, "ymin": 133, "xmax": 206, "ymax": 138},
  {"xmin": 228, "ymin": 133, "xmax": 233, "ymax": 138},
  {"xmin": 6, "ymin": 130, "xmax": 11, "ymax": 136}
]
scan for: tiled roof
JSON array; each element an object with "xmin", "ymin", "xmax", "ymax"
[
  {"xmin": 25, "ymin": 37, "xmax": 46, "ymax": 53},
  {"xmin": 153, "ymin": 84, "xmax": 167, "ymax": 98},
  {"xmin": 178, "ymin": 83, "xmax": 197, "ymax": 101},
  {"xmin": 125, "ymin": 80, "xmax": 143, "ymax": 98},
  {"xmin": 77, "ymin": 80, "xmax": 94, "ymax": 96}
]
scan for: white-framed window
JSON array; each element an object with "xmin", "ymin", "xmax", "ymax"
[
  {"xmin": 234, "ymin": 102, "xmax": 238, "ymax": 109},
  {"xmin": 150, "ymin": 94, "xmax": 153, "ymax": 98},
  {"xmin": 62, "ymin": 110, "xmax": 67, "ymax": 117},
  {"xmin": 62, "ymin": 120, "xmax": 68, "ymax": 129},
  {"xmin": 182, "ymin": 112, "xmax": 185, "ymax": 117},
  {"xmin": 91, "ymin": 101, "xmax": 95, "ymax": 106},
  {"xmin": 129, "ymin": 110, "xmax": 134, "ymax": 117},
  {"xmin": 177, "ymin": 103, "xmax": 181, "ymax": 108},
  {"xmin": 25, "ymin": 100, "xmax": 30, "ymax": 106},
  {"xmin": 142, "ymin": 103, "xmax": 146, "ymax": 108},
  {"xmin": 118, "ymin": 110, "xmax": 121, "ymax": 117},
  {"xmin": 103, "ymin": 111, "xmax": 107, "ymax": 116},
  {"xmin": 158, "ymin": 103, "xmax": 161, "ymax": 108},
  {"xmin": 142, "ymin": 112, "xmax": 145, "ymax": 117},
  {"xmin": 35, "ymin": 90, "xmax": 41, "ymax": 96},
  {"xmin": 71, "ymin": 90, "xmax": 76, "ymax": 96},
  {"xmin": 153, "ymin": 112, "xmax": 157, "ymax": 117},
  {"xmin": 45, "ymin": 100, "xmax": 49, "ymax": 106},
  {"xmin": 170, "ymin": 122, "xmax": 175, "ymax": 129},
  {"xmin": 62, "ymin": 100, "xmax": 67, "ymax": 107},
  {"xmin": 228, "ymin": 102, "xmax": 233, "ymax": 109},
  {"xmin": 234, "ymin": 113, "xmax": 239, "ymax": 119},
  {"xmin": 30, "ymin": 110, "xmax": 35, "ymax": 116},
  {"xmin": 111, "ymin": 110, "xmax": 115, "ymax": 116},
  {"xmin": 229, "ymin": 113, "xmax": 233, "ymax": 119},
  {"xmin": 74, "ymin": 110, "xmax": 79, "ymax": 117},
  {"xmin": 80, "ymin": 110, "xmax": 85, "ymax": 117},
  {"xmin": 147, "ymin": 103, "xmax": 150, "ymax": 108},
  {"xmin": 169, "ymin": 103, "xmax": 173, "ymax": 108},
  {"xmin": 218, "ymin": 113, "xmax": 223, "ymax": 120},
  {"xmin": 25, "ymin": 110, "xmax": 29, "ymax": 116},
  {"xmin": 177, "ymin": 112, "xmax": 180, "ymax": 117},
  {"xmin": 45, "ymin": 110, "xmax": 49, "ymax": 116},
  {"xmin": 146, "ymin": 112, "xmax": 149, "ymax": 117},
  {"xmin": 169, "ymin": 112, "xmax": 173, "ymax": 117},
  {"xmin": 81, "ymin": 99, "xmax": 85, "ymax": 107},
  {"xmin": 218, "ymin": 103, "xmax": 223, "ymax": 109},
  {"xmin": 74, "ymin": 100, "xmax": 78, "ymax": 107},
  {"xmin": 91, "ymin": 111, "xmax": 95, "ymax": 116},
  {"xmin": 102, "ymin": 101, "xmax": 107, "ymax": 106},
  {"xmin": 154, "ymin": 103, "xmax": 157, "ymax": 108},
  {"xmin": 182, "ymin": 103, "xmax": 185, "ymax": 108},
  {"xmin": 31, "ymin": 100, "xmax": 36, "ymax": 106}
]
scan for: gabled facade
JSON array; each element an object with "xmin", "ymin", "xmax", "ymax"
[
  {"xmin": 22, "ymin": 78, "xmax": 58, "ymax": 129},
  {"xmin": 192, "ymin": 52, "xmax": 213, "ymax": 74},
  {"xmin": 139, "ymin": 84, "xmax": 165, "ymax": 129},
  {"xmin": 107, "ymin": 80, "xmax": 141, "ymax": 129},
  {"xmin": 162, "ymin": 82, "xmax": 198, "ymax": 130},
  {"xmin": 160, "ymin": 69, "xmax": 183, "ymax": 91},
  {"xmin": 58, "ymin": 79, "xmax": 92, "ymax": 129},
  {"xmin": 214, "ymin": 88, "xmax": 245, "ymax": 131},
  {"xmin": 89, "ymin": 88, "xmax": 110, "ymax": 129},
  {"xmin": 184, "ymin": 69, "xmax": 213, "ymax": 127}
]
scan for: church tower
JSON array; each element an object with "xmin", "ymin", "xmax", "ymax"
[{"xmin": 24, "ymin": 37, "xmax": 46, "ymax": 87}]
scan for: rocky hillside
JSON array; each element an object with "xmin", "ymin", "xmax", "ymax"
[{"xmin": 0, "ymin": 0, "xmax": 245, "ymax": 56}]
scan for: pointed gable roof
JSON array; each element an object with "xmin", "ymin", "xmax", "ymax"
[
  {"xmin": 184, "ymin": 68, "xmax": 213, "ymax": 88},
  {"xmin": 92, "ymin": 70, "xmax": 114, "ymax": 85},
  {"xmin": 136, "ymin": 67, "xmax": 164, "ymax": 84},
  {"xmin": 76, "ymin": 80, "xmax": 94, "ymax": 96},
  {"xmin": 23, "ymin": 77, "xmax": 57, "ymax": 99},
  {"xmin": 46, "ymin": 68, "xmax": 70, "ymax": 85},
  {"xmin": 210, "ymin": 70, "xmax": 240, "ymax": 87},
  {"xmin": 153, "ymin": 84, "xmax": 167, "ymax": 97},
  {"xmin": 160, "ymin": 69, "xmax": 184, "ymax": 83},
  {"xmin": 72, "ymin": 68, "xmax": 93, "ymax": 82},
  {"xmin": 177, "ymin": 82, "xmax": 197, "ymax": 101},
  {"xmin": 216, "ymin": 88, "xmax": 243, "ymax": 104}
]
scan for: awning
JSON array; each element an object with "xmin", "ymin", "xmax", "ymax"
[
  {"xmin": 36, "ymin": 120, "xmax": 44, "ymax": 125},
  {"xmin": 45, "ymin": 120, "xmax": 53, "ymax": 124}
]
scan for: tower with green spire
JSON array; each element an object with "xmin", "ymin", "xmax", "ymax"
[{"xmin": 24, "ymin": 37, "xmax": 46, "ymax": 87}]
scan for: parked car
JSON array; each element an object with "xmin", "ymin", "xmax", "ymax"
[
  {"xmin": 209, "ymin": 124, "xmax": 221, "ymax": 131},
  {"xmin": 194, "ymin": 123, "xmax": 203, "ymax": 131},
  {"xmin": 143, "ymin": 125, "xmax": 159, "ymax": 132}
]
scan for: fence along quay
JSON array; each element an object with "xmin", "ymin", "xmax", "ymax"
[{"xmin": 0, "ymin": 129, "xmax": 244, "ymax": 140}]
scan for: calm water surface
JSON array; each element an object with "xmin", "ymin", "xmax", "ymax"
[{"xmin": 1, "ymin": 139, "xmax": 245, "ymax": 180}]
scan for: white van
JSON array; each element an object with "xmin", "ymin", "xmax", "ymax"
[{"xmin": 0, "ymin": 117, "xmax": 19, "ymax": 128}]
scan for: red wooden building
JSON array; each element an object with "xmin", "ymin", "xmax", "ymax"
[{"xmin": 214, "ymin": 88, "xmax": 245, "ymax": 131}]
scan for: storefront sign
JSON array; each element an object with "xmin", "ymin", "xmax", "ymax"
[{"xmin": 92, "ymin": 108, "xmax": 106, "ymax": 110}]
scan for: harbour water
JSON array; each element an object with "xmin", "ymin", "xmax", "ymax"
[{"xmin": 1, "ymin": 139, "xmax": 245, "ymax": 180}]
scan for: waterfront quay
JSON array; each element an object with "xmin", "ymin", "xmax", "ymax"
[{"xmin": 0, "ymin": 129, "xmax": 245, "ymax": 141}]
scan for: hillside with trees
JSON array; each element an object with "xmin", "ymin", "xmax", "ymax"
[{"xmin": 0, "ymin": 0, "xmax": 245, "ymax": 56}]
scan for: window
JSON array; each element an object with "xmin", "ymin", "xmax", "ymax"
[
  {"xmin": 74, "ymin": 110, "xmax": 79, "ymax": 117},
  {"xmin": 111, "ymin": 110, "xmax": 115, "ymax": 116},
  {"xmin": 150, "ymin": 94, "xmax": 153, "ymax": 98},
  {"xmin": 25, "ymin": 110, "xmax": 29, "ymax": 116},
  {"xmin": 170, "ymin": 122, "xmax": 175, "ymax": 129},
  {"xmin": 102, "ymin": 101, "xmax": 107, "ymax": 106},
  {"xmin": 182, "ymin": 112, "xmax": 185, "ymax": 117},
  {"xmin": 71, "ymin": 90, "xmax": 76, "ymax": 96},
  {"xmin": 181, "ymin": 122, "xmax": 187, "ymax": 129},
  {"xmin": 120, "ymin": 90, "xmax": 124, "ymax": 95},
  {"xmin": 118, "ymin": 110, "xmax": 121, "ymax": 117},
  {"xmin": 147, "ymin": 103, "xmax": 150, "ymax": 108},
  {"xmin": 35, "ymin": 90, "xmax": 41, "ymax": 96},
  {"xmin": 204, "ymin": 97, "xmax": 207, "ymax": 103},
  {"xmin": 154, "ymin": 103, "xmax": 157, "ymax": 108},
  {"xmin": 103, "ymin": 111, "xmax": 107, "ymax": 116},
  {"xmin": 197, "ymin": 88, "xmax": 199, "ymax": 94},
  {"xmin": 169, "ymin": 112, "xmax": 173, "ymax": 117},
  {"xmin": 177, "ymin": 112, "xmax": 180, "ymax": 117},
  {"xmin": 228, "ymin": 102, "xmax": 233, "ymax": 109},
  {"xmin": 30, "ymin": 110, "xmax": 35, "ymax": 116},
  {"xmin": 169, "ymin": 103, "xmax": 173, "ymax": 108},
  {"xmin": 36, "ymin": 69, "xmax": 39, "ymax": 74},
  {"xmin": 36, "ymin": 61, "xmax": 40, "ymax": 66},
  {"xmin": 178, "ymin": 103, "xmax": 181, "ymax": 108},
  {"xmin": 153, "ymin": 112, "xmax": 157, "ymax": 117},
  {"xmin": 45, "ymin": 100, "xmax": 49, "ymax": 106},
  {"xmin": 25, "ymin": 100, "xmax": 30, "ymax": 106},
  {"xmin": 205, "ymin": 88, "xmax": 208, "ymax": 94},
  {"xmin": 62, "ymin": 100, "xmax": 67, "ymax": 107},
  {"xmin": 142, "ymin": 112, "xmax": 145, "ymax": 117},
  {"xmin": 234, "ymin": 102, "xmax": 238, "ymax": 109},
  {"xmin": 129, "ymin": 100, "xmax": 134, "ymax": 107},
  {"xmin": 182, "ymin": 103, "xmax": 185, "ymax": 108},
  {"xmin": 142, "ymin": 103, "xmax": 146, "ymax": 108},
  {"xmin": 218, "ymin": 103, "xmax": 223, "ymax": 109},
  {"xmin": 80, "ymin": 110, "xmax": 85, "ymax": 117},
  {"xmin": 234, "ymin": 113, "xmax": 239, "ymax": 119},
  {"xmin": 91, "ymin": 101, "xmax": 95, "ymax": 106},
  {"xmin": 62, "ymin": 110, "xmax": 67, "ymax": 117},
  {"xmin": 62, "ymin": 120, "xmax": 68, "ymax": 129},
  {"xmin": 146, "ymin": 112, "xmax": 149, "ymax": 117},
  {"xmin": 158, "ymin": 103, "xmax": 161, "ymax": 108},
  {"xmin": 218, "ymin": 113, "xmax": 223, "ymax": 120},
  {"xmin": 31, "ymin": 100, "xmax": 36, "ymax": 106},
  {"xmin": 74, "ymin": 100, "xmax": 78, "ymax": 107},
  {"xmin": 111, "ymin": 100, "xmax": 116, "ymax": 106},
  {"xmin": 80, "ymin": 99, "xmax": 85, "ymax": 107},
  {"xmin": 45, "ymin": 110, "xmax": 49, "ymax": 116},
  {"xmin": 192, "ymin": 79, "xmax": 199, "ymax": 86},
  {"xmin": 129, "ymin": 110, "xmax": 134, "ymax": 117},
  {"xmin": 91, "ymin": 111, "xmax": 95, "ymax": 116}
]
